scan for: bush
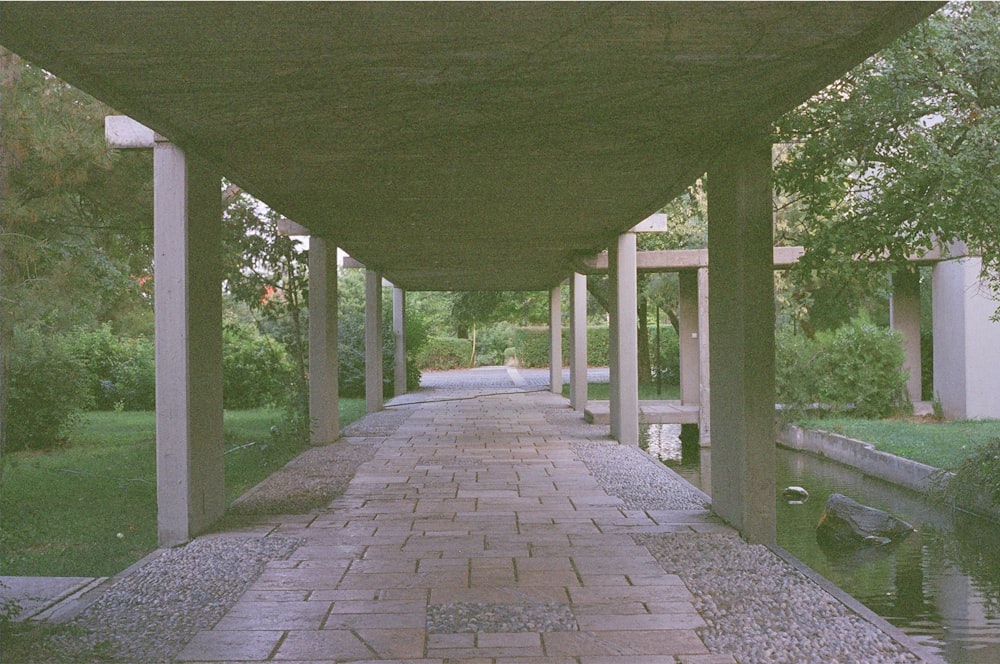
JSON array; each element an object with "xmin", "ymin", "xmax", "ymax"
[
  {"xmin": 415, "ymin": 336, "xmax": 473, "ymax": 370},
  {"xmin": 66, "ymin": 324, "xmax": 155, "ymax": 410},
  {"xmin": 512, "ymin": 327, "xmax": 552, "ymax": 367},
  {"xmin": 776, "ymin": 315, "xmax": 908, "ymax": 418},
  {"xmin": 338, "ymin": 305, "xmax": 425, "ymax": 397},
  {"xmin": 932, "ymin": 438, "xmax": 1000, "ymax": 512},
  {"xmin": 6, "ymin": 328, "xmax": 92, "ymax": 451},
  {"xmin": 223, "ymin": 323, "xmax": 295, "ymax": 409}
]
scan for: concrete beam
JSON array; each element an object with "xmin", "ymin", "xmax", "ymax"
[
  {"xmin": 707, "ymin": 138, "xmax": 775, "ymax": 545},
  {"xmin": 153, "ymin": 139, "xmax": 225, "ymax": 546},
  {"xmin": 570, "ymin": 273, "xmax": 588, "ymax": 412},
  {"xmin": 393, "ymin": 286, "xmax": 407, "ymax": 397},
  {"xmin": 105, "ymin": 115, "xmax": 155, "ymax": 149},
  {"xmin": 365, "ymin": 269, "xmax": 384, "ymax": 413},
  {"xmin": 309, "ymin": 236, "xmax": 339, "ymax": 445}
]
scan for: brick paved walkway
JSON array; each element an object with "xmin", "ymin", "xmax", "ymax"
[{"xmin": 178, "ymin": 388, "xmax": 733, "ymax": 663}]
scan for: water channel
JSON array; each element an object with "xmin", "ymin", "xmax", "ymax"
[{"xmin": 643, "ymin": 424, "xmax": 1000, "ymax": 663}]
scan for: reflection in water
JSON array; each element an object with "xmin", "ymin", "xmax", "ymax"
[{"xmin": 643, "ymin": 429, "xmax": 1000, "ymax": 664}]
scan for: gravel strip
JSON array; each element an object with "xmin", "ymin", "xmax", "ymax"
[
  {"xmin": 230, "ymin": 408, "xmax": 407, "ymax": 516},
  {"xmin": 427, "ymin": 602, "xmax": 578, "ymax": 633},
  {"xmin": 21, "ymin": 536, "xmax": 300, "ymax": 663},
  {"xmin": 572, "ymin": 440, "xmax": 708, "ymax": 510},
  {"xmin": 636, "ymin": 532, "xmax": 921, "ymax": 663}
]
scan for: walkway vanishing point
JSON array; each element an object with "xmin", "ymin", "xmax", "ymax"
[{"xmin": 162, "ymin": 370, "xmax": 931, "ymax": 663}]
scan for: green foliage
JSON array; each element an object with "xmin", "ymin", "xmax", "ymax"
[
  {"xmin": 774, "ymin": 3, "xmax": 1000, "ymax": 308},
  {"xmin": 777, "ymin": 316, "xmax": 908, "ymax": 419},
  {"xmin": 475, "ymin": 322, "xmax": 517, "ymax": 366},
  {"xmin": 586, "ymin": 327, "xmax": 610, "ymax": 366},
  {"xmin": 415, "ymin": 336, "xmax": 473, "ymax": 371},
  {"xmin": 222, "ymin": 323, "xmax": 294, "ymax": 409},
  {"xmin": 933, "ymin": 438, "xmax": 1000, "ymax": 512},
  {"xmin": 66, "ymin": 324, "xmax": 155, "ymax": 411},
  {"xmin": 512, "ymin": 327, "xmax": 553, "ymax": 368},
  {"xmin": 336, "ymin": 294, "xmax": 423, "ymax": 397},
  {"xmin": 6, "ymin": 328, "xmax": 92, "ymax": 452}
]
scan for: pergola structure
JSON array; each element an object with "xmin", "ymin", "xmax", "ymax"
[{"xmin": 1, "ymin": 2, "xmax": 941, "ymax": 547}]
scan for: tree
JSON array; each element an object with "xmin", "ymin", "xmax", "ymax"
[{"xmin": 774, "ymin": 2, "xmax": 1000, "ymax": 316}]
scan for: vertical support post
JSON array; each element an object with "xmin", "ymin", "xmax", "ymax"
[
  {"xmin": 365, "ymin": 269, "xmax": 383, "ymax": 413},
  {"xmin": 570, "ymin": 273, "xmax": 588, "ymax": 411},
  {"xmin": 890, "ymin": 269, "xmax": 922, "ymax": 403},
  {"xmin": 697, "ymin": 267, "xmax": 711, "ymax": 444},
  {"xmin": 393, "ymin": 286, "xmax": 407, "ymax": 397},
  {"xmin": 933, "ymin": 252, "xmax": 1000, "ymax": 419},
  {"xmin": 707, "ymin": 137, "xmax": 775, "ymax": 544},
  {"xmin": 308, "ymin": 237, "xmax": 339, "ymax": 445},
  {"xmin": 549, "ymin": 284, "xmax": 563, "ymax": 395},
  {"xmin": 609, "ymin": 232, "xmax": 639, "ymax": 445},
  {"xmin": 678, "ymin": 270, "xmax": 700, "ymax": 406},
  {"xmin": 153, "ymin": 139, "xmax": 224, "ymax": 546},
  {"xmin": 608, "ymin": 246, "xmax": 620, "ymax": 439}
]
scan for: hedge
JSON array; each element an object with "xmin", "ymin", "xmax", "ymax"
[{"xmin": 414, "ymin": 336, "xmax": 473, "ymax": 370}]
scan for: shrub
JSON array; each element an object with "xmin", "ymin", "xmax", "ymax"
[
  {"xmin": 586, "ymin": 326, "xmax": 609, "ymax": 366},
  {"xmin": 512, "ymin": 327, "xmax": 552, "ymax": 367},
  {"xmin": 931, "ymin": 438, "xmax": 1000, "ymax": 512},
  {"xmin": 6, "ymin": 328, "xmax": 92, "ymax": 451},
  {"xmin": 223, "ymin": 323, "xmax": 295, "ymax": 409},
  {"xmin": 66, "ymin": 325, "xmax": 155, "ymax": 411},
  {"xmin": 338, "ymin": 305, "xmax": 425, "ymax": 397},
  {"xmin": 415, "ymin": 336, "xmax": 473, "ymax": 370},
  {"xmin": 776, "ymin": 315, "xmax": 908, "ymax": 419}
]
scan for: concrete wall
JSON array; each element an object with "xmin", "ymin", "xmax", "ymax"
[{"xmin": 933, "ymin": 256, "xmax": 1000, "ymax": 419}]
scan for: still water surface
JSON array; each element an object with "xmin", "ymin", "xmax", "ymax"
[{"xmin": 643, "ymin": 424, "xmax": 1000, "ymax": 664}]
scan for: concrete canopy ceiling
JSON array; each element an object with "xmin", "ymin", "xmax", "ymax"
[{"xmin": 1, "ymin": 2, "xmax": 938, "ymax": 291}]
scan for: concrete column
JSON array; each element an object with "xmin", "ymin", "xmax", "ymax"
[
  {"xmin": 678, "ymin": 270, "xmax": 700, "ymax": 406},
  {"xmin": 608, "ymin": 245, "xmax": 620, "ymax": 439},
  {"xmin": 393, "ymin": 286, "xmax": 407, "ymax": 397},
  {"xmin": 609, "ymin": 232, "xmax": 639, "ymax": 445},
  {"xmin": 308, "ymin": 237, "xmax": 339, "ymax": 445},
  {"xmin": 707, "ymin": 137, "xmax": 775, "ymax": 544},
  {"xmin": 549, "ymin": 284, "xmax": 563, "ymax": 395},
  {"xmin": 153, "ymin": 139, "xmax": 224, "ymax": 546},
  {"xmin": 697, "ymin": 267, "xmax": 711, "ymax": 444},
  {"xmin": 365, "ymin": 269, "xmax": 383, "ymax": 413},
  {"xmin": 570, "ymin": 273, "xmax": 588, "ymax": 411},
  {"xmin": 890, "ymin": 269, "xmax": 922, "ymax": 403},
  {"xmin": 933, "ymin": 254, "xmax": 1000, "ymax": 419}
]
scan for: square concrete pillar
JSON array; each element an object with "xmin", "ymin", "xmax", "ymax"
[
  {"xmin": 393, "ymin": 286, "xmax": 407, "ymax": 397},
  {"xmin": 153, "ymin": 140, "xmax": 225, "ymax": 546},
  {"xmin": 697, "ymin": 267, "xmax": 711, "ymax": 444},
  {"xmin": 609, "ymin": 232, "xmax": 639, "ymax": 445},
  {"xmin": 308, "ymin": 237, "xmax": 339, "ymax": 445},
  {"xmin": 890, "ymin": 269, "xmax": 922, "ymax": 403},
  {"xmin": 570, "ymin": 273, "xmax": 589, "ymax": 411},
  {"xmin": 707, "ymin": 138, "xmax": 776, "ymax": 545},
  {"xmin": 678, "ymin": 270, "xmax": 700, "ymax": 406},
  {"xmin": 933, "ymin": 255, "xmax": 1000, "ymax": 419},
  {"xmin": 550, "ymin": 284, "xmax": 563, "ymax": 395},
  {"xmin": 365, "ymin": 269, "xmax": 383, "ymax": 413}
]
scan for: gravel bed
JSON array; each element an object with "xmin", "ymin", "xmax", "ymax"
[
  {"xmin": 427, "ymin": 602, "xmax": 578, "ymax": 633},
  {"xmin": 21, "ymin": 536, "xmax": 300, "ymax": 663},
  {"xmin": 572, "ymin": 440, "xmax": 708, "ymax": 510},
  {"xmin": 230, "ymin": 408, "xmax": 406, "ymax": 516},
  {"xmin": 636, "ymin": 533, "xmax": 922, "ymax": 664}
]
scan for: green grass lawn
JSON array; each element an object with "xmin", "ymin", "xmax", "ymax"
[
  {"xmin": 795, "ymin": 416, "xmax": 1000, "ymax": 470},
  {"xmin": 561, "ymin": 382, "xmax": 680, "ymax": 401},
  {"xmin": 0, "ymin": 401, "xmax": 365, "ymax": 577}
]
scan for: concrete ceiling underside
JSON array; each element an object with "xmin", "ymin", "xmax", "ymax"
[{"xmin": 1, "ymin": 2, "xmax": 939, "ymax": 291}]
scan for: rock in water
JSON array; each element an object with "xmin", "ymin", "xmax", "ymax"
[
  {"xmin": 782, "ymin": 486, "xmax": 810, "ymax": 503},
  {"xmin": 816, "ymin": 493, "xmax": 914, "ymax": 549}
]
